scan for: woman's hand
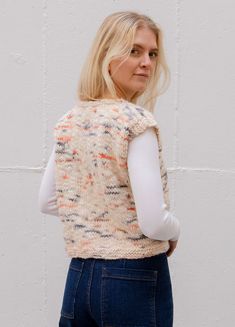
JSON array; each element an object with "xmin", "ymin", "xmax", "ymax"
[{"xmin": 166, "ymin": 240, "xmax": 178, "ymax": 257}]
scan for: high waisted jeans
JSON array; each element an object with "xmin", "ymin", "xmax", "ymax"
[{"xmin": 59, "ymin": 252, "xmax": 173, "ymax": 327}]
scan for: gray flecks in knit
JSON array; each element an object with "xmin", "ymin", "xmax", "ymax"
[{"xmin": 54, "ymin": 99, "xmax": 170, "ymax": 259}]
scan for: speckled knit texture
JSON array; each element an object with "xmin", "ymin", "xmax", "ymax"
[{"xmin": 54, "ymin": 99, "xmax": 170, "ymax": 259}]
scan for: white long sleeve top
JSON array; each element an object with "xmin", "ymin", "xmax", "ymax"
[{"xmin": 38, "ymin": 128, "xmax": 180, "ymax": 241}]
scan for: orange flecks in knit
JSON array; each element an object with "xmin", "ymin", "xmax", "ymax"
[
  {"xmin": 53, "ymin": 99, "xmax": 170, "ymax": 259},
  {"xmin": 57, "ymin": 136, "xmax": 72, "ymax": 142},
  {"xmin": 127, "ymin": 207, "xmax": 136, "ymax": 211},
  {"xmin": 98, "ymin": 153, "xmax": 117, "ymax": 161}
]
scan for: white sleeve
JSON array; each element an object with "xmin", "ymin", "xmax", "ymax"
[
  {"xmin": 127, "ymin": 128, "xmax": 180, "ymax": 241},
  {"xmin": 38, "ymin": 145, "xmax": 59, "ymax": 216}
]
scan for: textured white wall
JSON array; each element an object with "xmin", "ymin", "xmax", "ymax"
[{"xmin": 0, "ymin": 1, "xmax": 234, "ymax": 326}]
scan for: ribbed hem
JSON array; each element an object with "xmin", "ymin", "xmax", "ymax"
[{"xmin": 65, "ymin": 241, "xmax": 170, "ymax": 260}]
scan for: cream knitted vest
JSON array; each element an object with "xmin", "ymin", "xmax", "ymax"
[{"xmin": 54, "ymin": 99, "xmax": 170, "ymax": 259}]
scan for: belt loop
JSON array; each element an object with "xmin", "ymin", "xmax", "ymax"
[{"xmin": 122, "ymin": 258, "xmax": 126, "ymax": 268}]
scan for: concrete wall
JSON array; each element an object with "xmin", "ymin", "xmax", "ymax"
[{"xmin": 0, "ymin": 1, "xmax": 234, "ymax": 326}]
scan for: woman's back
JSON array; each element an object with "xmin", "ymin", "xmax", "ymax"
[{"xmin": 51, "ymin": 99, "xmax": 175, "ymax": 259}]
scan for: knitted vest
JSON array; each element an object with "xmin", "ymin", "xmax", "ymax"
[{"xmin": 54, "ymin": 99, "xmax": 170, "ymax": 259}]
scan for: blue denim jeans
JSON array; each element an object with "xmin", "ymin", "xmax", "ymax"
[{"xmin": 59, "ymin": 252, "xmax": 173, "ymax": 327}]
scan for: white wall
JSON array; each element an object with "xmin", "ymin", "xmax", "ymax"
[{"xmin": 0, "ymin": 1, "xmax": 234, "ymax": 326}]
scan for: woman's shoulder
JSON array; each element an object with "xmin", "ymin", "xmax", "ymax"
[
  {"xmin": 56, "ymin": 108, "xmax": 74, "ymax": 121},
  {"xmin": 53, "ymin": 107, "xmax": 77, "ymax": 135},
  {"xmin": 54, "ymin": 100, "xmax": 157, "ymax": 131},
  {"xmin": 122, "ymin": 101, "xmax": 156, "ymax": 120},
  {"xmin": 121, "ymin": 102, "xmax": 160, "ymax": 142}
]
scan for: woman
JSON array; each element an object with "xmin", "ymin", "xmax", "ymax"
[{"xmin": 39, "ymin": 11, "xmax": 180, "ymax": 327}]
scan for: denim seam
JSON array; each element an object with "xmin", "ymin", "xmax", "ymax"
[
  {"xmin": 87, "ymin": 259, "xmax": 95, "ymax": 319},
  {"xmin": 100, "ymin": 268, "xmax": 104, "ymax": 327},
  {"xmin": 102, "ymin": 275, "xmax": 157, "ymax": 281},
  {"xmin": 70, "ymin": 265, "xmax": 83, "ymax": 272},
  {"xmin": 61, "ymin": 261, "xmax": 84, "ymax": 319},
  {"xmin": 155, "ymin": 275, "xmax": 160, "ymax": 327},
  {"xmin": 153, "ymin": 278, "xmax": 157, "ymax": 327}
]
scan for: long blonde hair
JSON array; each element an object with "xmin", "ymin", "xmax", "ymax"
[{"xmin": 77, "ymin": 11, "xmax": 170, "ymax": 112}]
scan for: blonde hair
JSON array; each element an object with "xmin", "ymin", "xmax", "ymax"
[{"xmin": 77, "ymin": 11, "xmax": 170, "ymax": 112}]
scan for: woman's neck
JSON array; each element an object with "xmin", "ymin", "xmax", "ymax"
[{"xmin": 100, "ymin": 90, "xmax": 131, "ymax": 102}]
